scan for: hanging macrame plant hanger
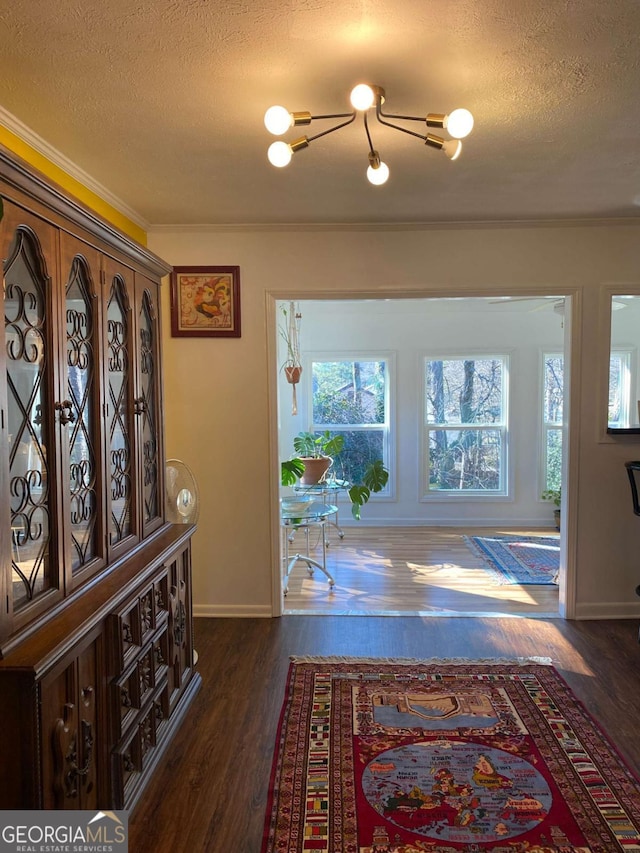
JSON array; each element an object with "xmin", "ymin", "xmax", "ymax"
[{"xmin": 283, "ymin": 302, "xmax": 302, "ymax": 414}]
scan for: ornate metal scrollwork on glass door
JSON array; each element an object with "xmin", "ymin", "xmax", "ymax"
[
  {"xmin": 139, "ymin": 291, "xmax": 158, "ymax": 523},
  {"xmin": 4, "ymin": 227, "xmax": 52, "ymax": 608},
  {"xmin": 107, "ymin": 276, "xmax": 132, "ymax": 545},
  {"xmin": 66, "ymin": 257, "xmax": 98, "ymax": 571}
]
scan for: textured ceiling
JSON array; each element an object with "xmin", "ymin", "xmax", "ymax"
[{"xmin": 0, "ymin": 0, "xmax": 639, "ymax": 226}]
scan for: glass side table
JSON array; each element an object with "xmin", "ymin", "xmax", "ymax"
[
  {"xmin": 292, "ymin": 478, "xmax": 349, "ymax": 541},
  {"xmin": 281, "ymin": 500, "xmax": 338, "ymax": 595}
]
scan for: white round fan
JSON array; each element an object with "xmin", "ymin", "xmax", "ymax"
[{"xmin": 165, "ymin": 459, "xmax": 200, "ymax": 524}]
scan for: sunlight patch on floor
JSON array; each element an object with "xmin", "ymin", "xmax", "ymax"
[{"xmin": 406, "ymin": 561, "xmax": 495, "ymax": 578}]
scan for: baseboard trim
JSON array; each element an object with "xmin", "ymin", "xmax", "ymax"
[
  {"xmin": 573, "ymin": 602, "xmax": 640, "ymax": 620},
  {"xmin": 193, "ymin": 604, "xmax": 273, "ymax": 618},
  {"xmin": 192, "ymin": 602, "xmax": 639, "ymax": 621},
  {"xmin": 337, "ymin": 518, "xmax": 558, "ymax": 529}
]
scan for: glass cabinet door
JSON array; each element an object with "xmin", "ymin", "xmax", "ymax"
[
  {"xmin": 3, "ymin": 220, "xmax": 60, "ymax": 613},
  {"xmin": 137, "ymin": 278, "xmax": 163, "ymax": 536},
  {"xmin": 105, "ymin": 268, "xmax": 136, "ymax": 554},
  {"xmin": 61, "ymin": 234, "xmax": 106, "ymax": 586},
  {"xmin": 66, "ymin": 258, "xmax": 99, "ymax": 569}
]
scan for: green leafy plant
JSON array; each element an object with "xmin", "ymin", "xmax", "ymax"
[
  {"xmin": 293, "ymin": 430, "xmax": 345, "ymax": 459},
  {"xmin": 281, "ymin": 430, "xmax": 389, "ymax": 519},
  {"xmin": 541, "ymin": 487, "xmax": 561, "ymax": 507},
  {"xmin": 281, "ymin": 457, "xmax": 306, "ymax": 487},
  {"xmin": 346, "ymin": 458, "xmax": 389, "ymax": 520}
]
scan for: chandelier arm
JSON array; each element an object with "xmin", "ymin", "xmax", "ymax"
[
  {"xmin": 310, "ymin": 112, "xmax": 355, "ymax": 121},
  {"xmin": 363, "ymin": 111, "xmax": 376, "ymax": 155},
  {"xmin": 375, "ymin": 111, "xmax": 427, "ymax": 142},
  {"xmin": 307, "ymin": 112, "xmax": 356, "ymax": 143},
  {"xmin": 377, "ymin": 104, "xmax": 425, "ymax": 123}
]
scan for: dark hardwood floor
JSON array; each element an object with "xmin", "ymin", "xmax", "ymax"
[{"xmin": 129, "ymin": 616, "xmax": 640, "ymax": 852}]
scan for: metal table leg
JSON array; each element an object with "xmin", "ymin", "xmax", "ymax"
[
  {"xmin": 325, "ymin": 507, "xmax": 344, "ymax": 544},
  {"xmin": 282, "ymin": 518, "xmax": 335, "ymax": 595}
]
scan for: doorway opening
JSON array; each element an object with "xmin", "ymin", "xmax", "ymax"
[{"xmin": 275, "ymin": 295, "xmax": 570, "ymax": 617}]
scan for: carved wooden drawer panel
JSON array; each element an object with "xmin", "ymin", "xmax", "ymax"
[
  {"xmin": 107, "ymin": 565, "xmax": 176, "ymax": 808},
  {"xmin": 111, "ymin": 624, "xmax": 169, "ymax": 744},
  {"xmin": 152, "ymin": 629, "xmax": 170, "ymax": 681},
  {"xmin": 153, "ymin": 682, "xmax": 171, "ymax": 741},
  {"xmin": 118, "ymin": 601, "xmax": 142, "ymax": 671},
  {"xmin": 153, "ymin": 574, "xmax": 169, "ymax": 624},
  {"xmin": 113, "ymin": 723, "xmax": 142, "ymax": 805},
  {"xmin": 116, "ymin": 665, "xmax": 140, "ymax": 736},
  {"xmin": 112, "ymin": 680, "xmax": 171, "ymax": 809},
  {"xmin": 166, "ymin": 548, "xmax": 194, "ymax": 713},
  {"xmin": 110, "ymin": 569, "xmax": 169, "ymax": 676}
]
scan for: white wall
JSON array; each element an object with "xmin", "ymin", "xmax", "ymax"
[
  {"xmin": 148, "ymin": 223, "xmax": 640, "ymax": 620},
  {"xmin": 277, "ymin": 297, "xmax": 566, "ymax": 526}
]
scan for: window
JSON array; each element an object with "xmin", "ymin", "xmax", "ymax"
[
  {"xmin": 424, "ymin": 356, "xmax": 508, "ymax": 495},
  {"xmin": 310, "ymin": 357, "xmax": 390, "ymax": 489},
  {"xmin": 542, "ymin": 353, "xmax": 563, "ymax": 492},
  {"xmin": 608, "ymin": 350, "xmax": 632, "ymax": 428},
  {"xmin": 543, "ymin": 350, "xmax": 631, "ymax": 491}
]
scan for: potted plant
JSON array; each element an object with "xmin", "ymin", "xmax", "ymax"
[
  {"xmin": 281, "ymin": 430, "xmax": 389, "ymax": 519},
  {"xmin": 541, "ymin": 487, "xmax": 561, "ymax": 530},
  {"xmin": 285, "ymin": 430, "xmax": 345, "ymax": 485}
]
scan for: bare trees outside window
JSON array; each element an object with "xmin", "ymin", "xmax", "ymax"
[
  {"xmin": 543, "ymin": 354, "xmax": 563, "ymax": 493},
  {"xmin": 425, "ymin": 356, "xmax": 507, "ymax": 494},
  {"xmin": 311, "ymin": 358, "xmax": 389, "ymax": 488},
  {"xmin": 544, "ymin": 350, "xmax": 630, "ymax": 493}
]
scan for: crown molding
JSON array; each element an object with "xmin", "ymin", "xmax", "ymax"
[
  {"xmin": 0, "ymin": 104, "xmax": 149, "ymax": 231},
  {"xmin": 147, "ymin": 217, "xmax": 640, "ymax": 234},
  {"xmin": 0, "ymin": 145, "xmax": 171, "ymax": 278}
]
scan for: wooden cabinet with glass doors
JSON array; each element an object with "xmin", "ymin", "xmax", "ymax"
[{"xmin": 0, "ymin": 147, "xmax": 200, "ymax": 809}]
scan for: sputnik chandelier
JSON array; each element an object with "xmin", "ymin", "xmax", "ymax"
[{"xmin": 264, "ymin": 83, "xmax": 474, "ymax": 186}]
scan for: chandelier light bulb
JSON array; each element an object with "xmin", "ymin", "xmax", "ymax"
[
  {"xmin": 442, "ymin": 139, "xmax": 462, "ymax": 160},
  {"xmin": 264, "ymin": 105, "xmax": 293, "ymax": 136},
  {"xmin": 350, "ymin": 83, "xmax": 375, "ymax": 111},
  {"xmin": 445, "ymin": 108, "xmax": 474, "ymax": 139},
  {"xmin": 366, "ymin": 161, "xmax": 389, "ymax": 185},
  {"xmin": 267, "ymin": 140, "xmax": 293, "ymax": 167}
]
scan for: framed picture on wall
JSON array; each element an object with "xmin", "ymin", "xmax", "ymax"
[{"xmin": 170, "ymin": 265, "xmax": 241, "ymax": 337}]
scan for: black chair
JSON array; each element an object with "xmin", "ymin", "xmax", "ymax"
[{"xmin": 624, "ymin": 461, "xmax": 640, "ymax": 604}]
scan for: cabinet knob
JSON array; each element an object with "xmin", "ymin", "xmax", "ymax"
[
  {"xmin": 55, "ymin": 400, "xmax": 76, "ymax": 425},
  {"xmin": 134, "ymin": 397, "xmax": 147, "ymax": 415}
]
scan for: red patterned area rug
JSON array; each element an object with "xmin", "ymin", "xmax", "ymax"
[{"xmin": 261, "ymin": 657, "xmax": 640, "ymax": 853}]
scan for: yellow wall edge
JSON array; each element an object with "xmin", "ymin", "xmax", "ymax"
[{"xmin": 0, "ymin": 126, "xmax": 147, "ymax": 246}]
